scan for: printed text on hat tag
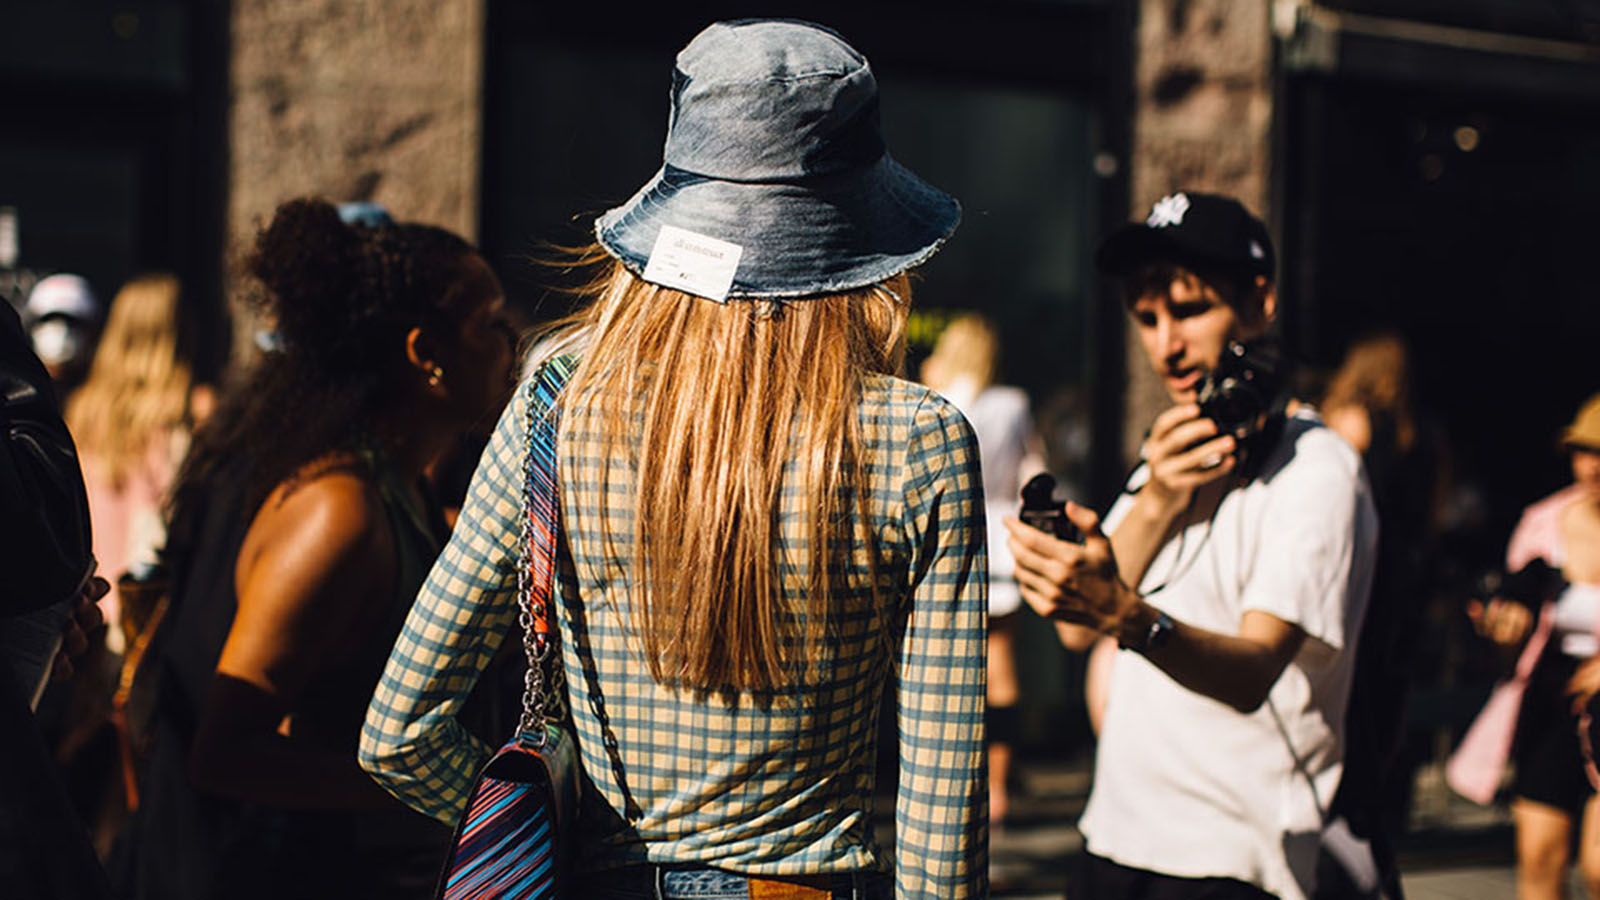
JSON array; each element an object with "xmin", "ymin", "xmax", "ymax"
[{"xmin": 643, "ymin": 225, "xmax": 744, "ymax": 303}]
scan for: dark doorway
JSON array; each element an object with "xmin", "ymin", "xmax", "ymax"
[
  {"xmin": 0, "ymin": 1, "xmax": 231, "ymax": 380},
  {"xmin": 1283, "ymin": 76, "xmax": 1600, "ymax": 538}
]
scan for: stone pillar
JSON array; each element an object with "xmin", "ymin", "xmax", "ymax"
[
  {"xmin": 1122, "ymin": 0, "xmax": 1275, "ymax": 460},
  {"xmin": 226, "ymin": 0, "xmax": 486, "ymax": 353}
]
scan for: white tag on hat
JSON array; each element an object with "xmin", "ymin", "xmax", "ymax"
[{"xmin": 643, "ymin": 225, "xmax": 744, "ymax": 303}]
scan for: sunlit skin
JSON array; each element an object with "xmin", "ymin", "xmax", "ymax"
[
  {"xmin": 1131, "ymin": 271, "xmax": 1264, "ymax": 404},
  {"xmin": 190, "ymin": 252, "xmax": 517, "ymax": 811},
  {"xmin": 1574, "ymin": 448, "xmax": 1600, "ymax": 505}
]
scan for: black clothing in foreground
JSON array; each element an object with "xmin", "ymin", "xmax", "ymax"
[
  {"xmin": 1073, "ymin": 852, "xmax": 1279, "ymax": 900},
  {"xmin": 0, "ymin": 300, "xmax": 110, "ymax": 900}
]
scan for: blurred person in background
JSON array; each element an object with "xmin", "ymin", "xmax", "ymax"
[
  {"xmin": 113, "ymin": 197, "xmax": 516, "ymax": 900},
  {"xmin": 65, "ymin": 273, "xmax": 215, "ymax": 653},
  {"xmin": 25, "ymin": 273, "xmax": 102, "ymax": 402},
  {"xmin": 1007, "ymin": 192, "xmax": 1378, "ymax": 900},
  {"xmin": 1320, "ymin": 331, "xmax": 1438, "ymax": 898},
  {"xmin": 361, "ymin": 19, "xmax": 986, "ymax": 900},
  {"xmin": 1460, "ymin": 392, "xmax": 1600, "ymax": 900},
  {"xmin": 922, "ymin": 312, "xmax": 1046, "ymax": 826},
  {"xmin": 45, "ymin": 273, "xmax": 215, "ymax": 855}
]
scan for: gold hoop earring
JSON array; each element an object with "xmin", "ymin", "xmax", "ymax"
[{"xmin": 427, "ymin": 366, "xmax": 444, "ymax": 387}]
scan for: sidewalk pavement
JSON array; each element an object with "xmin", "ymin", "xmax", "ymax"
[{"xmin": 972, "ymin": 757, "xmax": 1541, "ymax": 899}]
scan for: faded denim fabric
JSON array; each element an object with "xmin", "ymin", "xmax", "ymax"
[
  {"xmin": 577, "ymin": 866, "xmax": 893, "ymax": 900},
  {"xmin": 593, "ymin": 19, "xmax": 959, "ymax": 300}
]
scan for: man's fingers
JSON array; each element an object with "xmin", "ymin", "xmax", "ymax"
[
  {"xmin": 1149, "ymin": 404, "xmax": 1203, "ymax": 442},
  {"xmin": 1015, "ymin": 573, "xmax": 1094, "ymax": 626},
  {"xmin": 1013, "ymin": 565, "xmax": 1063, "ymax": 606},
  {"xmin": 1063, "ymin": 501, "xmax": 1103, "ymax": 541},
  {"xmin": 1166, "ymin": 455, "xmax": 1237, "ymax": 491},
  {"xmin": 1154, "ymin": 417, "xmax": 1221, "ymax": 456},
  {"xmin": 73, "ymin": 595, "xmax": 105, "ymax": 633},
  {"xmin": 1004, "ymin": 521, "xmax": 1072, "ymax": 582},
  {"xmin": 1166, "ymin": 433, "xmax": 1236, "ymax": 472},
  {"xmin": 61, "ymin": 621, "xmax": 89, "ymax": 659},
  {"xmin": 84, "ymin": 576, "xmax": 111, "ymax": 603},
  {"xmin": 1004, "ymin": 516, "xmax": 1068, "ymax": 555}
]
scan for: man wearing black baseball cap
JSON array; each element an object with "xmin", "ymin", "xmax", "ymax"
[{"xmin": 1004, "ymin": 192, "xmax": 1380, "ymax": 900}]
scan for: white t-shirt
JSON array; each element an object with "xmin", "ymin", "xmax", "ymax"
[
  {"xmin": 1079, "ymin": 410, "xmax": 1378, "ymax": 900},
  {"xmin": 1553, "ymin": 583, "xmax": 1600, "ymax": 657}
]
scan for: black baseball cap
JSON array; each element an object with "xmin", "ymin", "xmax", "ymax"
[{"xmin": 1096, "ymin": 192, "xmax": 1275, "ymax": 282}]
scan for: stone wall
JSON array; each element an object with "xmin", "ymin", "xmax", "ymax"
[
  {"xmin": 1123, "ymin": 0, "xmax": 1275, "ymax": 459},
  {"xmin": 226, "ymin": 0, "xmax": 485, "ymax": 353}
]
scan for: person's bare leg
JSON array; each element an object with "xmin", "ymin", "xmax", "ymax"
[
  {"xmin": 1514, "ymin": 797, "xmax": 1574, "ymax": 900},
  {"xmin": 1578, "ymin": 794, "xmax": 1600, "ymax": 899},
  {"xmin": 987, "ymin": 616, "xmax": 1019, "ymax": 825}
]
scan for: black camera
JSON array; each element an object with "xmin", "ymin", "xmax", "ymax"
[
  {"xmin": 1019, "ymin": 473, "xmax": 1081, "ymax": 543},
  {"xmin": 1475, "ymin": 558, "xmax": 1565, "ymax": 610},
  {"xmin": 1197, "ymin": 338, "xmax": 1285, "ymax": 442}
]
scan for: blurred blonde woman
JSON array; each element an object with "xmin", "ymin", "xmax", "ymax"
[
  {"xmin": 923, "ymin": 312, "xmax": 1046, "ymax": 826},
  {"xmin": 362, "ymin": 19, "xmax": 986, "ymax": 900},
  {"xmin": 1319, "ymin": 331, "xmax": 1431, "ymax": 897},
  {"xmin": 1320, "ymin": 331, "xmax": 1415, "ymax": 462},
  {"xmin": 65, "ymin": 273, "xmax": 211, "ymax": 651}
]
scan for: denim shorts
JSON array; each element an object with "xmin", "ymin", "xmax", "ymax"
[{"xmin": 575, "ymin": 865, "xmax": 892, "ymax": 900}]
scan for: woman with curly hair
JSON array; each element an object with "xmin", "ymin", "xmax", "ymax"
[{"xmin": 115, "ymin": 198, "xmax": 516, "ymax": 899}]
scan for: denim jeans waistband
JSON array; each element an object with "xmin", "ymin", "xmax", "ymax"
[{"xmin": 576, "ymin": 865, "xmax": 890, "ymax": 900}]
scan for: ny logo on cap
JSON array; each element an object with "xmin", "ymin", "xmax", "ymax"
[{"xmin": 1147, "ymin": 193, "xmax": 1190, "ymax": 228}]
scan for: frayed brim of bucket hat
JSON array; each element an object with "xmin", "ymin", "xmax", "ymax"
[{"xmin": 594, "ymin": 154, "xmax": 959, "ymax": 300}]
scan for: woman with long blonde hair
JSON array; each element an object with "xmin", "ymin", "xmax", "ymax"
[
  {"xmin": 65, "ymin": 273, "xmax": 210, "ymax": 649},
  {"xmin": 1320, "ymin": 331, "xmax": 1416, "ymax": 460},
  {"xmin": 362, "ymin": 19, "xmax": 987, "ymax": 900}
]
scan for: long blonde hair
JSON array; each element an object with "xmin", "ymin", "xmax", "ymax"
[
  {"xmin": 921, "ymin": 312, "xmax": 999, "ymax": 395},
  {"xmin": 548, "ymin": 249, "xmax": 909, "ymax": 694},
  {"xmin": 65, "ymin": 273, "xmax": 194, "ymax": 487}
]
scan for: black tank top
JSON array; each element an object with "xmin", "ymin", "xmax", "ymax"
[{"xmin": 113, "ymin": 449, "xmax": 493, "ymax": 900}]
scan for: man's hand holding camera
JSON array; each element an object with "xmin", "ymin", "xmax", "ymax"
[
  {"xmin": 1004, "ymin": 502, "xmax": 1140, "ymax": 636},
  {"xmin": 1142, "ymin": 404, "xmax": 1237, "ymax": 513}
]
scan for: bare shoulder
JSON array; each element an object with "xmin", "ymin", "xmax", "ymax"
[
  {"xmin": 239, "ymin": 455, "xmax": 391, "ymax": 592},
  {"xmin": 225, "ymin": 455, "xmax": 395, "ymax": 691}
]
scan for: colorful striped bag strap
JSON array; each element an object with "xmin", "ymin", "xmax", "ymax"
[{"xmin": 515, "ymin": 355, "xmax": 577, "ymax": 740}]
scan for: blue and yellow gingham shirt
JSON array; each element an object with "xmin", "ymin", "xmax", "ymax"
[{"xmin": 361, "ymin": 360, "xmax": 987, "ymax": 899}]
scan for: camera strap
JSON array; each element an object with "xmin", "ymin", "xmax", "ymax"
[{"xmin": 1234, "ymin": 399, "xmax": 1289, "ymax": 482}]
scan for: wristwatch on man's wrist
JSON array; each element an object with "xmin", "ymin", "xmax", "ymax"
[{"xmin": 1117, "ymin": 604, "xmax": 1176, "ymax": 654}]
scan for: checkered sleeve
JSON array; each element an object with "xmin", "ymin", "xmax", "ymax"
[
  {"xmin": 894, "ymin": 394, "xmax": 988, "ymax": 900},
  {"xmin": 359, "ymin": 379, "xmax": 529, "ymax": 825}
]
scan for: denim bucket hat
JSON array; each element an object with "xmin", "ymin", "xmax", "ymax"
[{"xmin": 594, "ymin": 19, "xmax": 960, "ymax": 302}]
